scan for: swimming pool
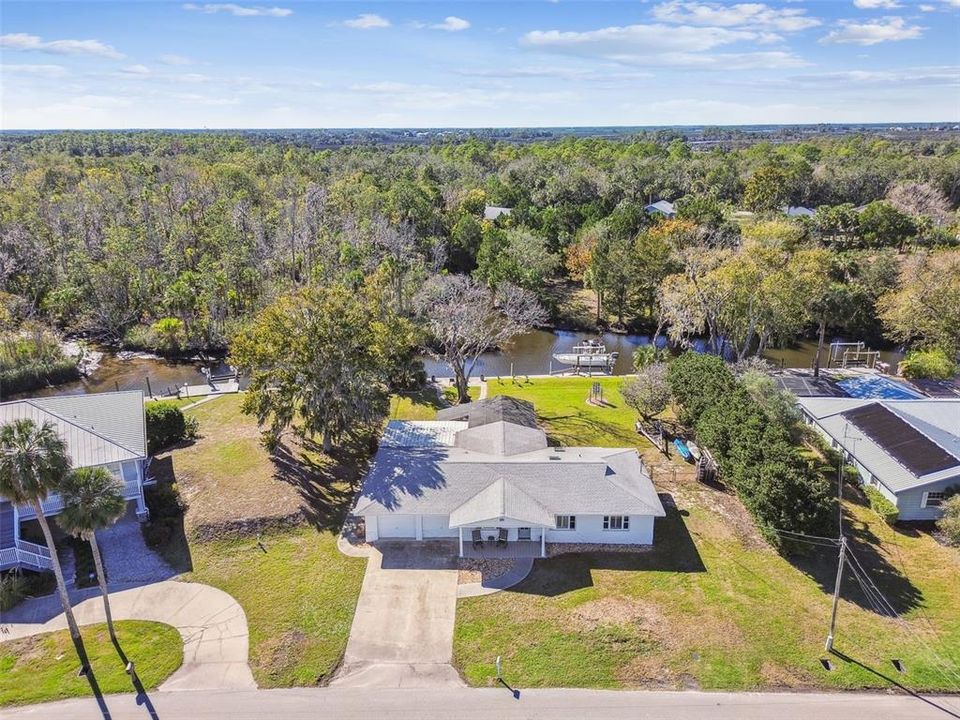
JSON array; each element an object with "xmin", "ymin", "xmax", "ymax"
[{"xmin": 836, "ymin": 375, "xmax": 924, "ymax": 400}]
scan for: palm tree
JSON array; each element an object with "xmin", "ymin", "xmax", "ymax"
[
  {"xmin": 58, "ymin": 467, "xmax": 126, "ymax": 642},
  {"xmin": 0, "ymin": 418, "xmax": 82, "ymax": 644}
]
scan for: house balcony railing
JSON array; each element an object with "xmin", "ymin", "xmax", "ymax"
[
  {"xmin": 17, "ymin": 478, "xmax": 141, "ymax": 520},
  {"xmin": 0, "ymin": 539, "xmax": 52, "ymax": 571}
]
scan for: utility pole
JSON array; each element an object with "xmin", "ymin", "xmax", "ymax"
[{"xmin": 825, "ymin": 535, "xmax": 847, "ymax": 652}]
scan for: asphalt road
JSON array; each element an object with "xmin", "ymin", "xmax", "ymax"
[{"xmin": 5, "ymin": 688, "xmax": 960, "ymax": 720}]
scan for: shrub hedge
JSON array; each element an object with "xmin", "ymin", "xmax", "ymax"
[
  {"xmin": 145, "ymin": 402, "xmax": 188, "ymax": 454},
  {"xmin": 863, "ymin": 485, "xmax": 899, "ymax": 525}
]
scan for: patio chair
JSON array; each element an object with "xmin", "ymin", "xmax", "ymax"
[
  {"xmin": 497, "ymin": 528, "xmax": 508, "ymax": 547},
  {"xmin": 472, "ymin": 528, "xmax": 483, "ymax": 549}
]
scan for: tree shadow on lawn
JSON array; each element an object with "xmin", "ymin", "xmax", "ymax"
[
  {"xmin": 509, "ymin": 495, "xmax": 705, "ymax": 597},
  {"xmin": 272, "ymin": 431, "xmax": 376, "ymax": 532},
  {"xmin": 786, "ymin": 488, "xmax": 924, "ymax": 616}
]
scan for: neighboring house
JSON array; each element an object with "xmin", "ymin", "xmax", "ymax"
[
  {"xmin": 0, "ymin": 391, "xmax": 149, "ymax": 571},
  {"xmin": 782, "ymin": 205, "xmax": 816, "ymax": 217},
  {"xmin": 354, "ymin": 396, "xmax": 666, "ymax": 557},
  {"xmin": 483, "ymin": 205, "xmax": 512, "ymax": 221},
  {"xmin": 644, "ymin": 200, "xmax": 676, "ymax": 218},
  {"xmin": 797, "ymin": 397, "xmax": 960, "ymax": 521}
]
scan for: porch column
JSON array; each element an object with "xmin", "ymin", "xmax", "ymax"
[
  {"xmin": 540, "ymin": 527, "xmax": 546, "ymax": 558},
  {"xmin": 458, "ymin": 527, "xmax": 463, "ymax": 558},
  {"xmin": 416, "ymin": 515, "xmax": 423, "ymax": 541}
]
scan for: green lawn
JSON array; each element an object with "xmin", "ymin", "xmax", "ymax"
[
  {"xmin": 182, "ymin": 527, "xmax": 365, "ymax": 687},
  {"xmin": 454, "ymin": 377, "xmax": 960, "ymax": 692},
  {"xmin": 389, "ymin": 385, "xmax": 479, "ymax": 421},
  {"xmin": 146, "ymin": 396, "xmax": 201, "ymax": 411},
  {"xmin": 0, "ymin": 621, "xmax": 182, "ymax": 706},
  {"xmin": 150, "ymin": 394, "xmax": 367, "ymax": 688}
]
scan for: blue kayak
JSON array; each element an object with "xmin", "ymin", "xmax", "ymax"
[{"xmin": 673, "ymin": 438, "xmax": 692, "ymax": 460}]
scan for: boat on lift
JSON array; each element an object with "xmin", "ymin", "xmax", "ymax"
[{"xmin": 552, "ymin": 339, "xmax": 619, "ymax": 370}]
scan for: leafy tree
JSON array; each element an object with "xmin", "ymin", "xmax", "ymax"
[
  {"xmin": 667, "ymin": 352, "xmax": 735, "ymax": 425},
  {"xmin": 859, "ymin": 201, "xmax": 916, "ymax": 251},
  {"xmin": 475, "ymin": 227, "xmax": 559, "ymax": 295},
  {"xmin": 0, "ymin": 420, "xmax": 83, "ymax": 648},
  {"xmin": 621, "ymin": 363, "xmax": 671, "ymax": 422},
  {"xmin": 877, "ymin": 250, "xmax": 960, "ymax": 354},
  {"xmin": 415, "ymin": 275, "xmax": 546, "ymax": 403},
  {"xmin": 58, "ymin": 467, "xmax": 126, "ymax": 642},
  {"xmin": 631, "ymin": 344, "xmax": 666, "ymax": 371},
  {"xmin": 231, "ymin": 284, "xmax": 415, "ymax": 452},
  {"xmin": 743, "ymin": 166, "xmax": 791, "ymax": 213},
  {"xmin": 898, "ymin": 348, "xmax": 957, "ymax": 380}
]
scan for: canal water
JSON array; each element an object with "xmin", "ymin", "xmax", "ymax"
[{"xmin": 29, "ymin": 330, "xmax": 906, "ymax": 399}]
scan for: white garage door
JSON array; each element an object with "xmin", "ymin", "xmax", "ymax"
[
  {"xmin": 378, "ymin": 514, "xmax": 417, "ymax": 538},
  {"xmin": 422, "ymin": 515, "xmax": 457, "ymax": 538}
]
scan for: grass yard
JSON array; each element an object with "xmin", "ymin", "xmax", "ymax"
[
  {"xmin": 151, "ymin": 393, "xmax": 367, "ymax": 688},
  {"xmin": 388, "ymin": 385, "xmax": 479, "ymax": 420},
  {"xmin": 182, "ymin": 527, "xmax": 364, "ymax": 687},
  {"xmin": 146, "ymin": 396, "xmax": 201, "ymax": 411},
  {"xmin": 0, "ymin": 621, "xmax": 182, "ymax": 706},
  {"xmin": 454, "ymin": 377, "xmax": 960, "ymax": 693}
]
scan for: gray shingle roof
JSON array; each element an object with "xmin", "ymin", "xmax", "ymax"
[
  {"xmin": 437, "ymin": 396, "xmax": 538, "ymax": 429},
  {"xmin": 354, "ymin": 429, "xmax": 665, "ymax": 519},
  {"xmin": 645, "ymin": 200, "xmax": 676, "ymax": 216},
  {"xmin": 448, "ymin": 477, "xmax": 555, "ymax": 527},
  {"xmin": 0, "ymin": 391, "xmax": 146, "ymax": 467},
  {"xmin": 797, "ymin": 397, "xmax": 960, "ymax": 492}
]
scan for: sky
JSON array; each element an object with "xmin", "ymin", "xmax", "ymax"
[{"xmin": 1, "ymin": 0, "xmax": 959, "ymax": 129}]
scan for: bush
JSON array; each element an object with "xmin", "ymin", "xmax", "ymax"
[
  {"xmin": 937, "ymin": 495, "xmax": 960, "ymax": 546},
  {"xmin": 145, "ymin": 402, "xmax": 189, "ymax": 454},
  {"xmin": 899, "ymin": 348, "xmax": 957, "ymax": 380},
  {"xmin": 864, "ymin": 486, "xmax": 899, "ymax": 525},
  {"xmin": 667, "ymin": 352, "xmax": 735, "ymax": 425},
  {"xmin": 0, "ymin": 573, "xmax": 27, "ymax": 611},
  {"xmin": 144, "ymin": 482, "xmax": 186, "ymax": 520}
]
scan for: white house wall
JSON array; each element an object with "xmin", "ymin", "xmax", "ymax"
[{"xmin": 365, "ymin": 513, "xmax": 656, "ymax": 546}]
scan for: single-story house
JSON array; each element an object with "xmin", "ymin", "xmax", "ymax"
[
  {"xmin": 0, "ymin": 391, "xmax": 149, "ymax": 571},
  {"xmin": 645, "ymin": 200, "xmax": 676, "ymax": 218},
  {"xmin": 483, "ymin": 205, "xmax": 512, "ymax": 221},
  {"xmin": 797, "ymin": 397, "xmax": 960, "ymax": 521},
  {"xmin": 353, "ymin": 396, "xmax": 665, "ymax": 556},
  {"xmin": 782, "ymin": 205, "xmax": 816, "ymax": 217}
]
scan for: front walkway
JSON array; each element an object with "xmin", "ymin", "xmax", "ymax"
[
  {"xmin": 331, "ymin": 542, "xmax": 463, "ymax": 688},
  {"xmin": 0, "ymin": 581, "xmax": 255, "ymax": 691}
]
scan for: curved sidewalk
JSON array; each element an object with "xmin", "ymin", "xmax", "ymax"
[
  {"xmin": 457, "ymin": 557, "xmax": 534, "ymax": 598},
  {"xmin": 0, "ymin": 580, "xmax": 255, "ymax": 691}
]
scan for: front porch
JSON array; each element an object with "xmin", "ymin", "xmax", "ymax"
[{"xmin": 460, "ymin": 539, "xmax": 543, "ymax": 560}]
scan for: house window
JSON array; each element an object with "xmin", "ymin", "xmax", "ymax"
[
  {"xmin": 603, "ymin": 515, "xmax": 629, "ymax": 531},
  {"xmin": 555, "ymin": 515, "xmax": 576, "ymax": 530},
  {"xmin": 518, "ymin": 527, "xmax": 531, "ymax": 540},
  {"xmin": 923, "ymin": 492, "xmax": 946, "ymax": 508}
]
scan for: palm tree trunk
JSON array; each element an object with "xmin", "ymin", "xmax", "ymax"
[
  {"xmin": 31, "ymin": 499, "xmax": 82, "ymax": 643},
  {"xmin": 88, "ymin": 531, "xmax": 116, "ymax": 642},
  {"xmin": 813, "ymin": 317, "xmax": 826, "ymax": 378}
]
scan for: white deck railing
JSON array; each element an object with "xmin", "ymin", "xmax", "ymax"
[
  {"xmin": 17, "ymin": 479, "xmax": 141, "ymax": 520},
  {"xmin": 0, "ymin": 540, "xmax": 52, "ymax": 570}
]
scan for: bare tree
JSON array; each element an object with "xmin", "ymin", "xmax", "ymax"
[
  {"xmin": 415, "ymin": 275, "xmax": 546, "ymax": 403},
  {"xmin": 887, "ymin": 182, "xmax": 951, "ymax": 227}
]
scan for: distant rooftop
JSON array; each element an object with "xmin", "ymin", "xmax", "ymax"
[{"xmin": 483, "ymin": 205, "xmax": 512, "ymax": 221}]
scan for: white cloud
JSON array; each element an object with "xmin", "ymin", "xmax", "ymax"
[
  {"xmin": 524, "ymin": 23, "xmax": 760, "ymax": 54},
  {"xmin": 159, "ymin": 54, "xmax": 195, "ymax": 65},
  {"xmin": 788, "ymin": 66, "xmax": 960, "ymax": 87},
  {"xmin": 431, "ymin": 16, "xmax": 470, "ymax": 32},
  {"xmin": 0, "ymin": 33, "xmax": 124, "ymax": 59},
  {"xmin": 918, "ymin": 3, "xmax": 936, "ymax": 9},
  {"xmin": 182, "ymin": 3, "xmax": 292, "ymax": 17},
  {"xmin": 2, "ymin": 63, "xmax": 68, "ymax": 77},
  {"xmin": 122, "ymin": 64, "xmax": 151, "ymax": 75},
  {"xmin": 821, "ymin": 16, "xmax": 924, "ymax": 45},
  {"xmin": 853, "ymin": 0, "xmax": 902, "ymax": 8},
  {"xmin": 343, "ymin": 13, "xmax": 391, "ymax": 29},
  {"xmin": 652, "ymin": 1, "xmax": 821, "ymax": 31},
  {"xmin": 520, "ymin": 23, "xmax": 806, "ymax": 69}
]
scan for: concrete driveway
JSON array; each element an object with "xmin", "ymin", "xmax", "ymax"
[
  {"xmin": 1, "ymin": 580, "xmax": 255, "ymax": 691},
  {"xmin": 332, "ymin": 542, "xmax": 463, "ymax": 688}
]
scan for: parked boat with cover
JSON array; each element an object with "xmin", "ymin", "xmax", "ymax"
[{"xmin": 552, "ymin": 340, "xmax": 619, "ymax": 373}]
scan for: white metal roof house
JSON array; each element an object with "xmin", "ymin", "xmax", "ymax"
[
  {"xmin": 644, "ymin": 200, "xmax": 676, "ymax": 218},
  {"xmin": 483, "ymin": 205, "xmax": 512, "ymax": 221},
  {"xmin": 353, "ymin": 397, "xmax": 666, "ymax": 557},
  {"xmin": 0, "ymin": 391, "xmax": 149, "ymax": 571},
  {"xmin": 782, "ymin": 205, "xmax": 816, "ymax": 217},
  {"xmin": 797, "ymin": 397, "xmax": 960, "ymax": 521}
]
